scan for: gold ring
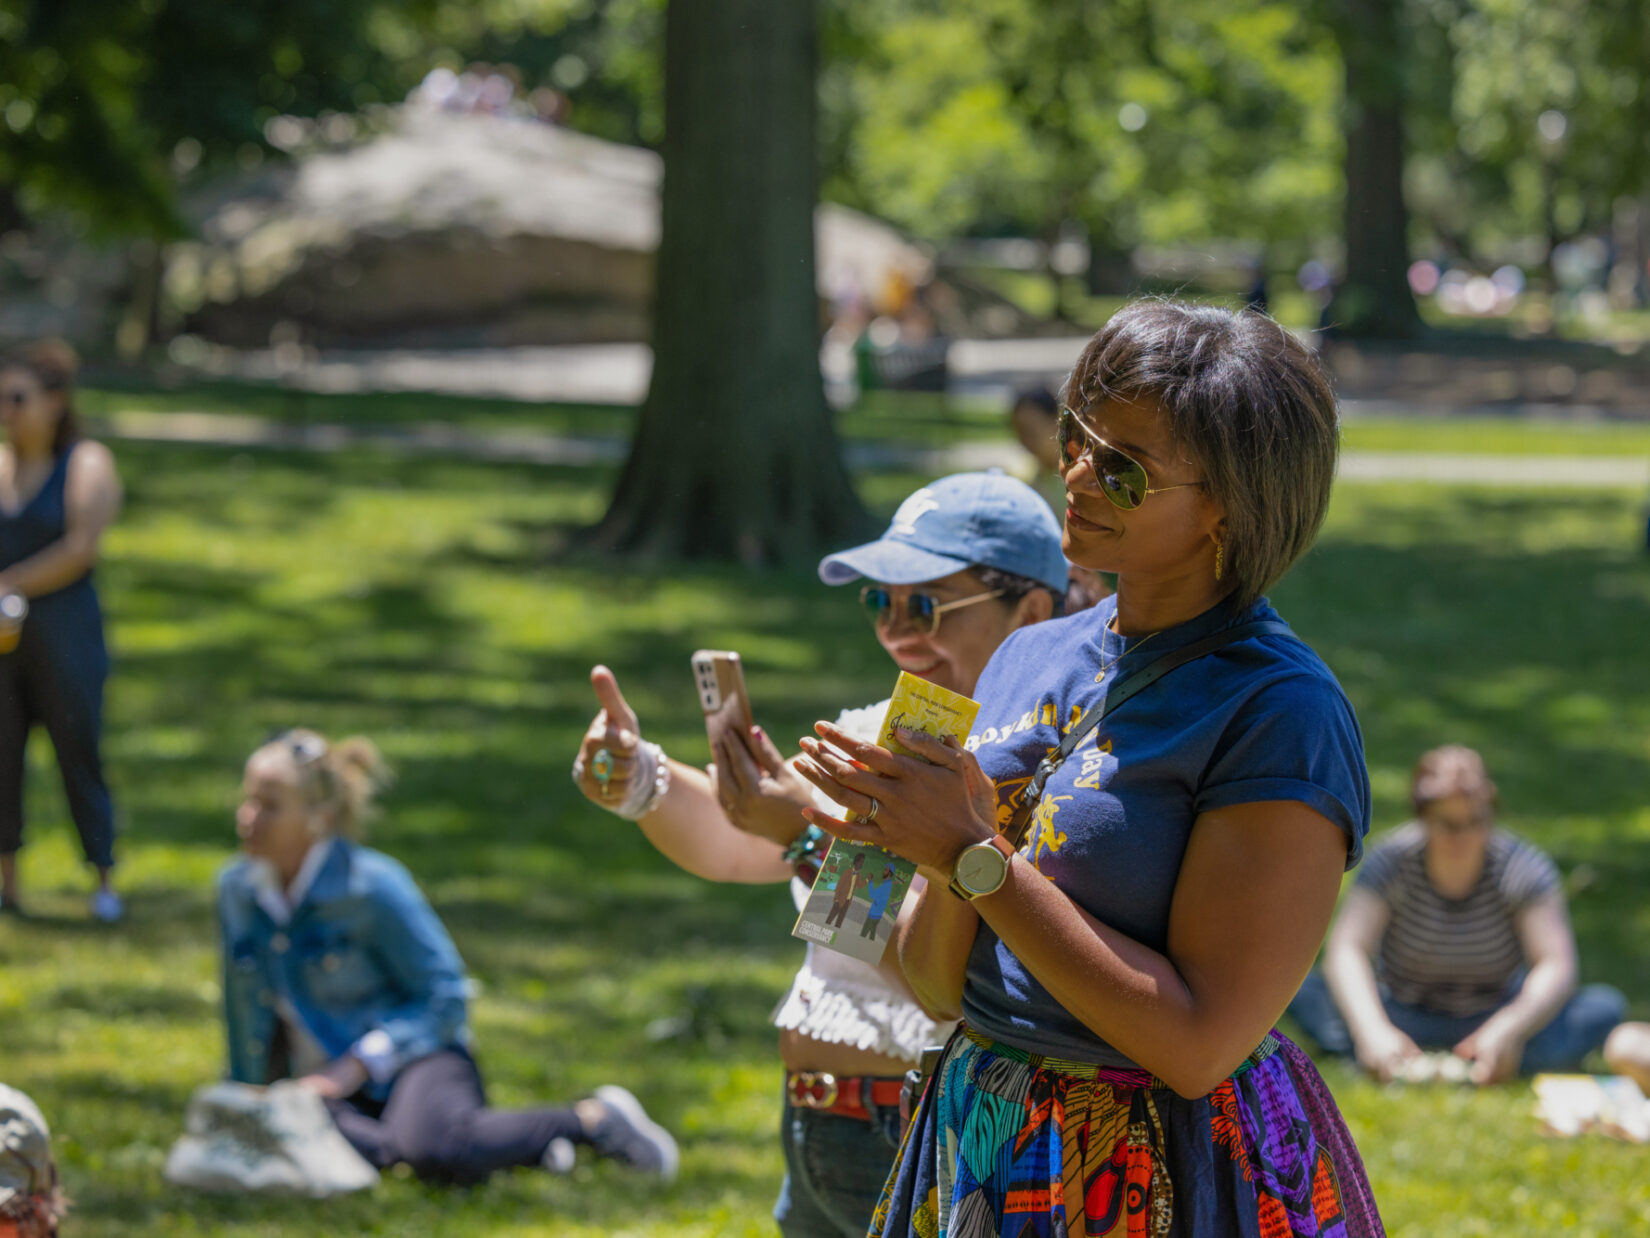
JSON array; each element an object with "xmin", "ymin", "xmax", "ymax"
[{"xmin": 864, "ymin": 796, "xmax": 880, "ymax": 823}]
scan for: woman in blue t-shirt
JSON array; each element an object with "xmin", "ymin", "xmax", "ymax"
[{"xmin": 797, "ymin": 300, "xmax": 1384, "ymax": 1237}]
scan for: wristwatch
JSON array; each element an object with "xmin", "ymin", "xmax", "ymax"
[{"xmin": 948, "ymin": 834, "xmax": 1017, "ymax": 901}]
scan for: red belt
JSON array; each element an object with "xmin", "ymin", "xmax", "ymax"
[{"xmin": 785, "ymin": 1071, "xmax": 905, "ymax": 1120}]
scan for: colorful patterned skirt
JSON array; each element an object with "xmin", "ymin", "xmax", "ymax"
[{"xmin": 870, "ymin": 1027, "xmax": 1383, "ymax": 1238}]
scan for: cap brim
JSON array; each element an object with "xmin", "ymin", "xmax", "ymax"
[{"xmin": 818, "ymin": 539, "xmax": 975, "ymax": 586}]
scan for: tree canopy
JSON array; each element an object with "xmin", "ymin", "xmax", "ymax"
[{"xmin": 3, "ymin": 0, "xmax": 1644, "ymax": 322}]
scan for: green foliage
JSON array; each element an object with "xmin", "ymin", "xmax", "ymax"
[
  {"xmin": 0, "ymin": 0, "xmax": 409, "ymax": 235},
  {"xmin": 0, "ymin": 1, "xmax": 178, "ymax": 234},
  {"xmin": 0, "ymin": 0, "xmax": 667, "ymax": 237},
  {"xmin": 1407, "ymin": 0, "xmax": 1650, "ymax": 263},
  {"xmin": 375, "ymin": 0, "xmax": 668, "ymax": 146},
  {"xmin": 4, "ymin": 0, "xmax": 1642, "ymax": 290},
  {"xmin": 831, "ymin": 0, "xmax": 1342, "ymax": 253}
]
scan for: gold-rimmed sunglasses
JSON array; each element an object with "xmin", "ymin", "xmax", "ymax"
[
  {"xmin": 858, "ymin": 585, "xmax": 1004, "ymax": 636},
  {"xmin": 1057, "ymin": 407, "xmax": 1203, "ymax": 510}
]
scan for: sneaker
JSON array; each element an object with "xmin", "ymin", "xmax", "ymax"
[
  {"xmin": 585, "ymin": 1085, "xmax": 678, "ymax": 1181},
  {"xmin": 541, "ymin": 1136, "xmax": 576, "ymax": 1174},
  {"xmin": 0, "ymin": 893, "xmax": 23, "ymax": 918},
  {"xmin": 91, "ymin": 889, "xmax": 124, "ymax": 923}
]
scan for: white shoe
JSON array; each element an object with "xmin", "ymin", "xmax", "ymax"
[
  {"xmin": 587, "ymin": 1085, "xmax": 679, "ymax": 1181},
  {"xmin": 91, "ymin": 889, "xmax": 124, "ymax": 923},
  {"xmin": 541, "ymin": 1136, "xmax": 576, "ymax": 1174}
]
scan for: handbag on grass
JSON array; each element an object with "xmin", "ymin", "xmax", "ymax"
[{"xmin": 163, "ymin": 1080, "xmax": 379, "ymax": 1196}]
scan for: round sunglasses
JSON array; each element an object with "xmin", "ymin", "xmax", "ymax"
[
  {"xmin": 1057, "ymin": 407, "xmax": 1202, "ymax": 510},
  {"xmin": 858, "ymin": 585, "xmax": 1004, "ymax": 635}
]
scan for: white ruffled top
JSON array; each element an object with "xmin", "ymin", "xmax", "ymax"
[{"xmin": 768, "ymin": 699, "xmax": 956, "ymax": 1064}]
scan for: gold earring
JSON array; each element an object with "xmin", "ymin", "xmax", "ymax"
[{"xmin": 1214, "ymin": 540, "xmax": 1225, "ymax": 583}]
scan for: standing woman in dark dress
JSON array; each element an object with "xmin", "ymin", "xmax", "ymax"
[{"xmin": 0, "ymin": 340, "xmax": 124, "ymax": 921}]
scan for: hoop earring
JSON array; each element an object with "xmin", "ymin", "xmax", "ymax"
[{"xmin": 1214, "ymin": 540, "xmax": 1225, "ymax": 583}]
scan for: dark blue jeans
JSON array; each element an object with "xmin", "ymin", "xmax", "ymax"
[
  {"xmin": 1287, "ymin": 969, "xmax": 1626, "ymax": 1075},
  {"xmin": 774, "ymin": 1080, "xmax": 904, "ymax": 1238},
  {"xmin": 0, "ymin": 591, "xmax": 115, "ymax": 868},
  {"xmin": 327, "ymin": 1048, "xmax": 583, "ymax": 1186}
]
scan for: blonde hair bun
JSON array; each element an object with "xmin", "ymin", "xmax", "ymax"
[{"xmin": 266, "ymin": 729, "xmax": 393, "ymax": 838}]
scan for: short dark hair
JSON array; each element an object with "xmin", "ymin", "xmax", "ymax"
[
  {"xmin": 2, "ymin": 337, "xmax": 81, "ymax": 458},
  {"xmin": 971, "ymin": 563, "xmax": 1064, "ymax": 618},
  {"xmin": 1062, "ymin": 300, "xmax": 1339, "ymax": 607}
]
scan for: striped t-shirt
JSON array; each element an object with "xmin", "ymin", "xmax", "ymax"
[{"xmin": 1357, "ymin": 822, "xmax": 1562, "ymax": 1016}]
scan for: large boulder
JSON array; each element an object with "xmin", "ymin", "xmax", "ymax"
[{"xmin": 166, "ymin": 109, "xmax": 1030, "ymax": 348}]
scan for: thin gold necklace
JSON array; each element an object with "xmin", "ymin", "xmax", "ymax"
[{"xmin": 1095, "ymin": 617, "xmax": 1159, "ymax": 682}]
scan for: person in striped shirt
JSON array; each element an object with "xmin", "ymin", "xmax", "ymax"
[{"xmin": 1289, "ymin": 744, "xmax": 1626, "ymax": 1084}]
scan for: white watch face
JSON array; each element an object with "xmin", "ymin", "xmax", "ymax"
[{"xmin": 956, "ymin": 843, "xmax": 1007, "ymax": 895}]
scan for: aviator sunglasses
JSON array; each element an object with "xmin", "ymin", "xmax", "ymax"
[
  {"xmin": 1057, "ymin": 407, "xmax": 1202, "ymax": 510},
  {"xmin": 858, "ymin": 585, "xmax": 1004, "ymax": 635}
]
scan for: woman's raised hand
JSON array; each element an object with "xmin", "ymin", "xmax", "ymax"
[
  {"xmin": 708, "ymin": 722, "xmax": 814, "ymax": 846},
  {"xmin": 575, "ymin": 665, "xmax": 642, "ymax": 808},
  {"xmin": 793, "ymin": 720, "xmax": 1000, "ymax": 876}
]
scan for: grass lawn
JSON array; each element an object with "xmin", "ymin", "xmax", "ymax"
[
  {"xmin": 79, "ymin": 377, "xmax": 1650, "ymax": 464},
  {"xmin": 0, "ymin": 426, "xmax": 1647, "ymax": 1235}
]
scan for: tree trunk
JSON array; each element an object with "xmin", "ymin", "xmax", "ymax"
[
  {"xmin": 0, "ymin": 184, "xmax": 23, "ymax": 236},
  {"xmin": 596, "ymin": 0, "xmax": 872, "ymax": 564},
  {"xmin": 1326, "ymin": 0, "xmax": 1422, "ymax": 339}
]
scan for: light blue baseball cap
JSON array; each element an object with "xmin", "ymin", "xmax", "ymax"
[{"xmin": 819, "ymin": 471, "xmax": 1068, "ymax": 593}]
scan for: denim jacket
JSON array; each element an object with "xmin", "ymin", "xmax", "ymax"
[{"xmin": 217, "ymin": 839, "xmax": 470, "ymax": 1101}]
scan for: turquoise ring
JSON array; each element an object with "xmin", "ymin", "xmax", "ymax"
[{"xmin": 591, "ymin": 747, "xmax": 615, "ymax": 797}]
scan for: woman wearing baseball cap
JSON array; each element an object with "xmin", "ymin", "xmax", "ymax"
[
  {"xmin": 797, "ymin": 300, "xmax": 1384, "ymax": 1237},
  {"xmin": 573, "ymin": 471, "xmax": 1076, "ymax": 1238}
]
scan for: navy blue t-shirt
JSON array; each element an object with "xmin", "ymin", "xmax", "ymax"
[{"xmin": 961, "ymin": 595, "xmax": 1371, "ymax": 1064}]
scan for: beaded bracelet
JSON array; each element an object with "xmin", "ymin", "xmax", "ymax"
[
  {"xmin": 782, "ymin": 823, "xmax": 827, "ymax": 880},
  {"xmin": 624, "ymin": 744, "xmax": 672, "ymax": 820}
]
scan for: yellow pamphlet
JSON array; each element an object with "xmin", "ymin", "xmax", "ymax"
[{"xmin": 792, "ymin": 673, "xmax": 980, "ymax": 964}]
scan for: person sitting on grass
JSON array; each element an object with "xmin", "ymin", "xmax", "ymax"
[
  {"xmin": 219, "ymin": 728, "xmax": 677, "ymax": 1185},
  {"xmin": 1289, "ymin": 744, "xmax": 1627, "ymax": 1084}
]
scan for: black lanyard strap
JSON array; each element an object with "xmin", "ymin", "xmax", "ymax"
[{"xmin": 1002, "ymin": 619, "xmax": 1293, "ymax": 849}]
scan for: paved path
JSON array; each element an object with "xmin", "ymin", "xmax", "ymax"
[
  {"xmin": 85, "ymin": 409, "xmax": 1650, "ymax": 488},
  {"xmin": 184, "ymin": 337, "xmax": 1650, "ymax": 421}
]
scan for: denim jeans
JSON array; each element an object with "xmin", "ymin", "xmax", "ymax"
[
  {"xmin": 774, "ymin": 1080, "xmax": 904, "ymax": 1238},
  {"xmin": 1287, "ymin": 969, "xmax": 1626, "ymax": 1075},
  {"xmin": 326, "ymin": 1048, "xmax": 583, "ymax": 1186}
]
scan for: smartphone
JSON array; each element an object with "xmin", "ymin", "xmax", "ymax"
[{"xmin": 691, "ymin": 649, "xmax": 755, "ymax": 745}]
